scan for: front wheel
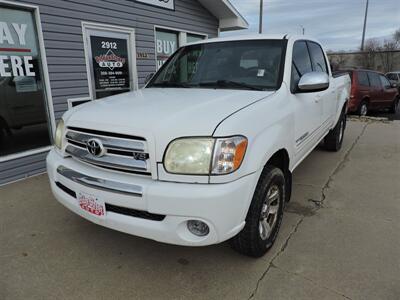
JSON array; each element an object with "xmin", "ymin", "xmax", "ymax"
[
  {"xmin": 324, "ymin": 111, "xmax": 346, "ymax": 152},
  {"xmin": 231, "ymin": 165, "xmax": 285, "ymax": 257}
]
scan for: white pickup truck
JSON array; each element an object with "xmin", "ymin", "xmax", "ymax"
[{"xmin": 47, "ymin": 35, "xmax": 350, "ymax": 257}]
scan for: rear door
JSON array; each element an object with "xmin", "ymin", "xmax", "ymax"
[
  {"xmin": 289, "ymin": 41, "xmax": 323, "ymax": 156},
  {"xmin": 367, "ymin": 72, "xmax": 384, "ymax": 109}
]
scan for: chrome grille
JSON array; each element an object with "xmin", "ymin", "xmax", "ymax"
[{"xmin": 65, "ymin": 127, "xmax": 151, "ymax": 175}]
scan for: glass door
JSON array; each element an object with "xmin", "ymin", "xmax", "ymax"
[{"xmin": 84, "ymin": 27, "xmax": 136, "ymax": 99}]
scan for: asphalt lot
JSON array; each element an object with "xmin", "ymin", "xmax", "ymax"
[{"xmin": 1, "ymin": 119, "xmax": 399, "ymax": 300}]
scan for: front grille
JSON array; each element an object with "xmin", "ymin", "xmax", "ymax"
[
  {"xmin": 65, "ymin": 127, "xmax": 151, "ymax": 175},
  {"xmin": 55, "ymin": 181, "xmax": 165, "ymax": 221},
  {"xmin": 105, "ymin": 203, "xmax": 166, "ymax": 221}
]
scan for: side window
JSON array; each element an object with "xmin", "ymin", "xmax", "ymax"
[
  {"xmin": 307, "ymin": 42, "xmax": 328, "ymax": 74},
  {"xmin": 357, "ymin": 71, "xmax": 370, "ymax": 86},
  {"xmin": 368, "ymin": 72, "xmax": 381, "ymax": 88},
  {"xmin": 379, "ymin": 75, "xmax": 391, "ymax": 89},
  {"xmin": 291, "ymin": 41, "xmax": 313, "ymax": 92},
  {"xmin": 386, "ymin": 73, "xmax": 396, "ymax": 80}
]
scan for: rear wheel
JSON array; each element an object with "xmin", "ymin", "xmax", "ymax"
[
  {"xmin": 324, "ymin": 110, "xmax": 346, "ymax": 152},
  {"xmin": 358, "ymin": 100, "xmax": 368, "ymax": 116},
  {"xmin": 389, "ymin": 97, "xmax": 399, "ymax": 114},
  {"xmin": 231, "ymin": 165, "xmax": 285, "ymax": 257}
]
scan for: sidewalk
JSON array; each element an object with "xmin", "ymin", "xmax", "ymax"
[{"xmin": 1, "ymin": 119, "xmax": 399, "ymax": 300}]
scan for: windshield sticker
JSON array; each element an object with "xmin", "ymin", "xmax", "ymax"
[{"xmin": 257, "ymin": 69, "xmax": 265, "ymax": 77}]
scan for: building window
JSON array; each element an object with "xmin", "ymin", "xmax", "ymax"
[
  {"xmin": 187, "ymin": 33, "xmax": 205, "ymax": 44},
  {"xmin": 83, "ymin": 24, "xmax": 137, "ymax": 99},
  {"xmin": 155, "ymin": 28, "xmax": 206, "ymax": 70},
  {"xmin": 155, "ymin": 29, "xmax": 179, "ymax": 70},
  {"xmin": 0, "ymin": 5, "xmax": 51, "ymax": 157}
]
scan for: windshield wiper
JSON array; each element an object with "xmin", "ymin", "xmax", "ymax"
[
  {"xmin": 150, "ymin": 81, "xmax": 193, "ymax": 88},
  {"xmin": 198, "ymin": 80, "xmax": 265, "ymax": 91}
]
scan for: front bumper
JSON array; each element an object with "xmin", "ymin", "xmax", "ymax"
[{"xmin": 46, "ymin": 150, "xmax": 258, "ymax": 246}]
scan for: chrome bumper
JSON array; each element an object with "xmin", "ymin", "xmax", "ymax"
[{"xmin": 56, "ymin": 166, "xmax": 143, "ymax": 197}]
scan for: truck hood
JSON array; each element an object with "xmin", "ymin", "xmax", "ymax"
[{"xmin": 65, "ymin": 88, "xmax": 274, "ymax": 160}]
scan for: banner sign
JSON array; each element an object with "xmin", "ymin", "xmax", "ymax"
[
  {"xmin": 0, "ymin": 21, "xmax": 36, "ymax": 78},
  {"xmin": 90, "ymin": 36, "xmax": 130, "ymax": 91},
  {"xmin": 155, "ymin": 30, "xmax": 178, "ymax": 70},
  {"xmin": 136, "ymin": 0, "xmax": 174, "ymax": 10}
]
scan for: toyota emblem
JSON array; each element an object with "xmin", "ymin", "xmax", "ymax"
[{"xmin": 86, "ymin": 138, "xmax": 105, "ymax": 157}]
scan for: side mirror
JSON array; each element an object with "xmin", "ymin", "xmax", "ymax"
[
  {"xmin": 298, "ymin": 71, "xmax": 329, "ymax": 92},
  {"xmin": 145, "ymin": 72, "xmax": 154, "ymax": 84}
]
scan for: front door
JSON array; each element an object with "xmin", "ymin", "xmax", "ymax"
[
  {"xmin": 289, "ymin": 41, "xmax": 322, "ymax": 158},
  {"xmin": 379, "ymin": 74, "xmax": 396, "ymax": 106},
  {"xmin": 307, "ymin": 41, "xmax": 334, "ymax": 127},
  {"xmin": 83, "ymin": 24, "xmax": 137, "ymax": 100}
]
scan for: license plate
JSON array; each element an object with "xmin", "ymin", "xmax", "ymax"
[{"xmin": 77, "ymin": 192, "xmax": 106, "ymax": 218}]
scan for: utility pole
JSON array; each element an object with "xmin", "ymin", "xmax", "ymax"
[
  {"xmin": 300, "ymin": 25, "xmax": 305, "ymax": 35},
  {"xmin": 259, "ymin": 0, "xmax": 264, "ymax": 34},
  {"xmin": 360, "ymin": 0, "xmax": 369, "ymax": 50}
]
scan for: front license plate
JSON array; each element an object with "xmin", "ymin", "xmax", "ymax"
[{"xmin": 77, "ymin": 192, "xmax": 106, "ymax": 218}]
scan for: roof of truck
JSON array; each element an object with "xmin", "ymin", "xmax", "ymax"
[{"xmin": 185, "ymin": 34, "xmax": 320, "ymax": 46}]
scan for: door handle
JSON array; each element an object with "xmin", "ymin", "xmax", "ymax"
[{"xmin": 314, "ymin": 95, "xmax": 322, "ymax": 103}]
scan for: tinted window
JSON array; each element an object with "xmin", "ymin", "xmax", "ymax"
[
  {"xmin": 291, "ymin": 41, "xmax": 312, "ymax": 91},
  {"xmin": 308, "ymin": 42, "xmax": 328, "ymax": 73},
  {"xmin": 357, "ymin": 71, "xmax": 370, "ymax": 86},
  {"xmin": 0, "ymin": 6, "xmax": 51, "ymax": 156},
  {"xmin": 379, "ymin": 75, "xmax": 391, "ymax": 88},
  {"xmin": 368, "ymin": 72, "xmax": 381, "ymax": 88}
]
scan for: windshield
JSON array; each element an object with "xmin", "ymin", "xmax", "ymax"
[{"xmin": 147, "ymin": 40, "xmax": 286, "ymax": 91}]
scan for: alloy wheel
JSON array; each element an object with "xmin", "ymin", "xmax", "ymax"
[
  {"xmin": 259, "ymin": 185, "xmax": 280, "ymax": 240},
  {"xmin": 360, "ymin": 104, "xmax": 368, "ymax": 116}
]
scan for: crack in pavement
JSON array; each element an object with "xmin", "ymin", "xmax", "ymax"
[
  {"xmin": 273, "ymin": 265, "xmax": 353, "ymax": 300},
  {"xmin": 317, "ymin": 122, "xmax": 369, "ymax": 208},
  {"xmin": 248, "ymin": 122, "xmax": 369, "ymax": 300},
  {"xmin": 248, "ymin": 218, "xmax": 304, "ymax": 300}
]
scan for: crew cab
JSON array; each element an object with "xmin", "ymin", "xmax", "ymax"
[{"xmin": 47, "ymin": 35, "xmax": 350, "ymax": 257}]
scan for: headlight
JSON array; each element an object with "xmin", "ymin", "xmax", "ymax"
[
  {"xmin": 164, "ymin": 136, "xmax": 247, "ymax": 175},
  {"xmin": 164, "ymin": 138, "xmax": 214, "ymax": 174},
  {"xmin": 54, "ymin": 119, "xmax": 64, "ymax": 149}
]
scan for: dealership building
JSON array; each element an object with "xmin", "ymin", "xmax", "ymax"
[{"xmin": 0, "ymin": 0, "xmax": 247, "ymax": 185}]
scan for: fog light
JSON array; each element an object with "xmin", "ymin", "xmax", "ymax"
[{"xmin": 187, "ymin": 220, "xmax": 209, "ymax": 237}]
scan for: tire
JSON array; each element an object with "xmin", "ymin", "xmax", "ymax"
[
  {"xmin": 389, "ymin": 97, "xmax": 399, "ymax": 114},
  {"xmin": 358, "ymin": 100, "xmax": 368, "ymax": 116},
  {"xmin": 324, "ymin": 110, "xmax": 346, "ymax": 152},
  {"xmin": 231, "ymin": 165, "xmax": 285, "ymax": 257}
]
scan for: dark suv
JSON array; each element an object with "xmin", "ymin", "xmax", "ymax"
[{"xmin": 346, "ymin": 70, "xmax": 399, "ymax": 116}]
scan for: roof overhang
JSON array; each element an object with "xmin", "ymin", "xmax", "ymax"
[{"xmin": 198, "ymin": 0, "xmax": 249, "ymax": 32}]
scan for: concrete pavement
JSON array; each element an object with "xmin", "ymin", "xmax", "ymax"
[{"xmin": 1, "ymin": 119, "xmax": 399, "ymax": 300}]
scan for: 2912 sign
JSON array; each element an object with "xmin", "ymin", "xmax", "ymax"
[
  {"xmin": 90, "ymin": 35, "xmax": 130, "ymax": 95},
  {"xmin": 101, "ymin": 41, "xmax": 117, "ymax": 49}
]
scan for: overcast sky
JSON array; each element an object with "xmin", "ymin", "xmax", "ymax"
[{"xmin": 225, "ymin": 0, "xmax": 400, "ymax": 51}]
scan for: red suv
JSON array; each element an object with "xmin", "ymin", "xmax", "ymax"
[{"xmin": 346, "ymin": 70, "xmax": 399, "ymax": 116}]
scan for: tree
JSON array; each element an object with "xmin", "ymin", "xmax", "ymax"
[
  {"xmin": 378, "ymin": 39, "xmax": 398, "ymax": 72},
  {"xmin": 394, "ymin": 28, "xmax": 400, "ymax": 45},
  {"xmin": 357, "ymin": 38, "xmax": 379, "ymax": 69}
]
